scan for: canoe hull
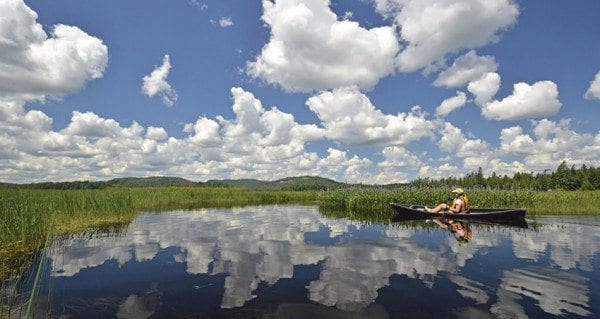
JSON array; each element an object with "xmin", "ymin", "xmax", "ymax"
[{"xmin": 390, "ymin": 203, "xmax": 526, "ymax": 221}]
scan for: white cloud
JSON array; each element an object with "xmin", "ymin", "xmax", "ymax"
[
  {"xmin": 145, "ymin": 127, "xmax": 168, "ymax": 141},
  {"xmin": 219, "ymin": 17, "xmax": 234, "ymax": 28},
  {"xmin": 142, "ymin": 54, "xmax": 178, "ymax": 107},
  {"xmin": 584, "ymin": 71, "xmax": 600, "ymax": 100},
  {"xmin": 464, "ymin": 158, "xmax": 526, "ymax": 177},
  {"xmin": 0, "ymin": 0, "xmax": 108, "ymax": 103},
  {"xmin": 374, "ymin": 0, "xmax": 518, "ymax": 72},
  {"xmin": 467, "ymin": 72, "xmax": 501, "ymax": 106},
  {"xmin": 306, "ymin": 86, "xmax": 434, "ymax": 146},
  {"xmin": 247, "ymin": 0, "xmax": 400, "ymax": 92},
  {"xmin": 435, "ymin": 91, "xmax": 467, "ymax": 117},
  {"xmin": 373, "ymin": 146, "xmax": 421, "ymax": 184},
  {"xmin": 482, "ymin": 81, "xmax": 562, "ymax": 120},
  {"xmin": 499, "ymin": 126, "xmax": 535, "ymax": 154},
  {"xmin": 2, "ymin": 87, "xmax": 600, "ymax": 183},
  {"xmin": 61, "ymin": 111, "xmax": 134, "ymax": 139},
  {"xmin": 418, "ymin": 163, "xmax": 461, "ymax": 180},
  {"xmin": 434, "ymin": 50, "xmax": 498, "ymax": 87},
  {"xmin": 499, "ymin": 119, "xmax": 599, "ymax": 169},
  {"xmin": 184, "ymin": 117, "xmax": 222, "ymax": 148},
  {"xmin": 438, "ymin": 122, "xmax": 489, "ymax": 157},
  {"xmin": 378, "ymin": 146, "xmax": 421, "ymax": 169},
  {"xmin": 455, "ymin": 119, "xmax": 600, "ymax": 176}
]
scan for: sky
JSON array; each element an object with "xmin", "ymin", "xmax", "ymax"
[{"xmin": 1, "ymin": 0, "xmax": 599, "ymax": 184}]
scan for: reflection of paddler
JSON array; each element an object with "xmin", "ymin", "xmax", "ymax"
[{"xmin": 432, "ymin": 219, "xmax": 472, "ymax": 244}]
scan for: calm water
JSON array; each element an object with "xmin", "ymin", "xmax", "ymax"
[{"xmin": 15, "ymin": 206, "xmax": 600, "ymax": 318}]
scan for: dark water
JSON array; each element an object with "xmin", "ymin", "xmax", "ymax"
[{"xmin": 21, "ymin": 206, "xmax": 600, "ymax": 318}]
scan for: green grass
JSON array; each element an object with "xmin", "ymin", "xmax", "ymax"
[{"xmin": 318, "ymin": 189, "xmax": 599, "ymax": 216}]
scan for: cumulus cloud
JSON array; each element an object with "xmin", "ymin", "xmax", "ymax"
[
  {"xmin": 584, "ymin": 71, "xmax": 600, "ymax": 100},
  {"xmin": 378, "ymin": 146, "xmax": 421, "ymax": 169},
  {"xmin": 145, "ymin": 127, "xmax": 168, "ymax": 141},
  {"xmin": 306, "ymin": 86, "xmax": 434, "ymax": 146},
  {"xmin": 373, "ymin": 146, "xmax": 421, "ymax": 183},
  {"xmin": 219, "ymin": 17, "xmax": 234, "ymax": 28},
  {"xmin": 418, "ymin": 163, "xmax": 462, "ymax": 180},
  {"xmin": 0, "ymin": 82, "xmax": 435, "ymax": 184},
  {"xmin": 0, "ymin": 0, "xmax": 108, "ymax": 102},
  {"xmin": 442, "ymin": 117, "xmax": 600, "ymax": 177},
  {"xmin": 2, "ymin": 89, "xmax": 600, "ymax": 183},
  {"xmin": 373, "ymin": 0, "xmax": 517, "ymax": 73},
  {"xmin": 142, "ymin": 54, "xmax": 178, "ymax": 107},
  {"xmin": 482, "ymin": 81, "xmax": 562, "ymax": 120},
  {"xmin": 499, "ymin": 119, "xmax": 599, "ymax": 168},
  {"xmin": 2, "ymin": 86, "xmax": 382, "ymax": 183},
  {"xmin": 467, "ymin": 72, "xmax": 501, "ymax": 106},
  {"xmin": 434, "ymin": 50, "xmax": 498, "ymax": 87},
  {"xmin": 435, "ymin": 91, "xmax": 468, "ymax": 117},
  {"xmin": 247, "ymin": 0, "xmax": 400, "ymax": 92},
  {"xmin": 438, "ymin": 122, "xmax": 489, "ymax": 157}
]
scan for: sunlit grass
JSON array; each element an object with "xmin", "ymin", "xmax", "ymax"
[{"xmin": 318, "ymin": 189, "xmax": 600, "ymax": 217}]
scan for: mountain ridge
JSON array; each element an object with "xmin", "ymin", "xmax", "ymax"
[{"xmin": 0, "ymin": 175, "xmax": 351, "ymax": 190}]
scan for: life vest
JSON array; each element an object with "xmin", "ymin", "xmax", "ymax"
[{"xmin": 453, "ymin": 194, "xmax": 469, "ymax": 211}]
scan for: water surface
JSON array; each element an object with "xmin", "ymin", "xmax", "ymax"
[{"xmin": 23, "ymin": 206, "xmax": 600, "ymax": 318}]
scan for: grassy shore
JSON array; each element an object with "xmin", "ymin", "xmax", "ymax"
[{"xmin": 1, "ymin": 187, "xmax": 599, "ymax": 279}]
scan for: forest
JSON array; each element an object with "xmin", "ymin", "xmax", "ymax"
[{"xmin": 410, "ymin": 161, "xmax": 600, "ymax": 191}]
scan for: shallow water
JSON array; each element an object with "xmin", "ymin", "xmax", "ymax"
[{"xmin": 22, "ymin": 206, "xmax": 600, "ymax": 318}]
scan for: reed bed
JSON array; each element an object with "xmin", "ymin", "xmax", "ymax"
[{"xmin": 317, "ymin": 189, "xmax": 600, "ymax": 216}]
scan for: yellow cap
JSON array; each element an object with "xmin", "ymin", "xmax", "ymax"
[{"xmin": 452, "ymin": 188, "xmax": 464, "ymax": 194}]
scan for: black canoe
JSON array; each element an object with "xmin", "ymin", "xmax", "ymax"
[{"xmin": 390, "ymin": 203, "xmax": 526, "ymax": 221}]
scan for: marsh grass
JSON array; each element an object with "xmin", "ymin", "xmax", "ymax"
[{"xmin": 318, "ymin": 189, "xmax": 600, "ymax": 219}]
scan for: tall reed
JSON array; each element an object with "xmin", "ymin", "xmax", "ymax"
[{"xmin": 317, "ymin": 189, "xmax": 598, "ymax": 216}]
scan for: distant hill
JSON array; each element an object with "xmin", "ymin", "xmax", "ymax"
[
  {"xmin": 106, "ymin": 176, "xmax": 199, "ymax": 187},
  {"xmin": 0, "ymin": 175, "xmax": 344, "ymax": 190},
  {"xmin": 205, "ymin": 176, "xmax": 342, "ymax": 190},
  {"xmin": 205, "ymin": 178, "xmax": 270, "ymax": 189},
  {"xmin": 276, "ymin": 176, "xmax": 342, "ymax": 190}
]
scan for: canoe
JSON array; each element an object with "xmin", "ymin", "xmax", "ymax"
[
  {"xmin": 391, "ymin": 211, "xmax": 528, "ymax": 228},
  {"xmin": 390, "ymin": 203, "xmax": 526, "ymax": 221}
]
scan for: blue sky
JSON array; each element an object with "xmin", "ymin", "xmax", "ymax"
[{"xmin": 1, "ymin": 0, "xmax": 599, "ymax": 183}]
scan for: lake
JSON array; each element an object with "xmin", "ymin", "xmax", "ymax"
[{"xmin": 8, "ymin": 205, "xmax": 600, "ymax": 318}]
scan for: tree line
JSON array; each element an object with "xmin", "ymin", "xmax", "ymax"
[{"xmin": 410, "ymin": 161, "xmax": 600, "ymax": 191}]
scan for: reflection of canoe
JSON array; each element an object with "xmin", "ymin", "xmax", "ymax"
[
  {"xmin": 391, "ymin": 213, "xmax": 528, "ymax": 228},
  {"xmin": 390, "ymin": 203, "xmax": 526, "ymax": 221}
]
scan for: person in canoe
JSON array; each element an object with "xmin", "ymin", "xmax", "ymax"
[{"xmin": 425, "ymin": 188, "xmax": 468, "ymax": 213}]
